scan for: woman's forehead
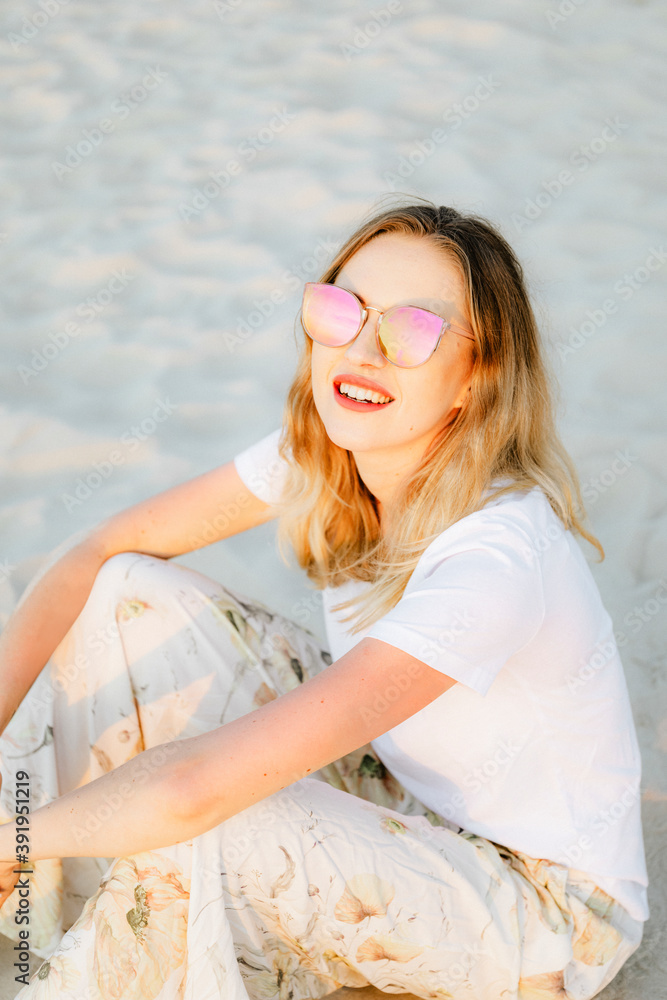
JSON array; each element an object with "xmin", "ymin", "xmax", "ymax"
[
  {"xmin": 335, "ymin": 233, "xmax": 467, "ymax": 317},
  {"xmin": 339, "ymin": 232, "xmax": 462, "ymax": 285}
]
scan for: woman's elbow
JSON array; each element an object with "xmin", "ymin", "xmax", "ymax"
[{"xmin": 152, "ymin": 741, "xmax": 219, "ymax": 830}]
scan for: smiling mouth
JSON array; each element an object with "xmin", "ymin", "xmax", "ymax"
[{"xmin": 335, "ymin": 382, "xmax": 394, "ymax": 405}]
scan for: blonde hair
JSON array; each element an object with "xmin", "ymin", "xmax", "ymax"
[{"xmin": 272, "ymin": 198, "xmax": 602, "ymax": 634}]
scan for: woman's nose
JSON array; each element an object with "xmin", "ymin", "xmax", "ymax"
[{"xmin": 342, "ymin": 308, "xmax": 387, "ymax": 367}]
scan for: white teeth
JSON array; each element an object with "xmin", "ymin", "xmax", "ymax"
[{"xmin": 339, "ymin": 382, "xmax": 392, "ymax": 404}]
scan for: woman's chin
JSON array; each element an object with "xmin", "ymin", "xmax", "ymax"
[
  {"xmin": 313, "ymin": 392, "xmax": 397, "ymax": 453},
  {"xmin": 322, "ymin": 423, "xmax": 394, "ymax": 455}
]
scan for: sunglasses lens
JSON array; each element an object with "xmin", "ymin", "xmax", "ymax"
[
  {"xmin": 379, "ymin": 307, "xmax": 444, "ymax": 367},
  {"xmin": 302, "ymin": 285, "xmax": 446, "ymax": 367},
  {"xmin": 302, "ymin": 283, "xmax": 361, "ymax": 346}
]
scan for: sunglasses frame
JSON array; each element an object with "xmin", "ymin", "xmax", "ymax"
[{"xmin": 301, "ymin": 282, "xmax": 475, "ymax": 369}]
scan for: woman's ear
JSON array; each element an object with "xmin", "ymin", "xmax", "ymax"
[{"xmin": 453, "ymin": 383, "xmax": 472, "ymax": 410}]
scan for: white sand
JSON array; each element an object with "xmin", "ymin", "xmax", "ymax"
[{"xmin": 0, "ymin": 1, "xmax": 665, "ymax": 997}]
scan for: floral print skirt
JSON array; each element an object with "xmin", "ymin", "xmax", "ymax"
[{"xmin": 0, "ymin": 552, "xmax": 643, "ymax": 1000}]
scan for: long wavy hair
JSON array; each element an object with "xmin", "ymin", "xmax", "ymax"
[{"xmin": 272, "ymin": 198, "xmax": 602, "ymax": 634}]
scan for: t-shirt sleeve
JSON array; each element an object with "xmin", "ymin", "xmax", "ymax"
[
  {"xmin": 233, "ymin": 427, "xmax": 290, "ymax": 506},
  {"xmin": 364, "ymin": 512, "xmax": 546, "ymax": 697}
]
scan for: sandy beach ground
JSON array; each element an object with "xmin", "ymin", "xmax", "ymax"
[{"xmin": 0, "ymin": 1, "xmax": 665, "ymax": 997}]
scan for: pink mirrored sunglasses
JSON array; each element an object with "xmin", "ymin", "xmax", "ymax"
[{"xmin": 301, "ymin": 282, "xmax": 475, "ymax": 369}]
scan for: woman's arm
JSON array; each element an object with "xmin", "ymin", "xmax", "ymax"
[
  {"xmin": 0, "ymin": 460, "xmax": 275, "ymax": 737},
  {"xmin": 0, "ymin": 638, "xmax": 456, "ymax": 863},
  {"xmin": 0, "ymin": 530, "xmax": 108, "ymax": 736}
]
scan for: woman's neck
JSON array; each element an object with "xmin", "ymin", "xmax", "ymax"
[{"xmin": 353, "ymin": 453, "xmax": 412, "ymax": 517}]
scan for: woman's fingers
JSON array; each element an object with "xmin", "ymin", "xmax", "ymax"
[{"xmin": 0, "ymin": 861, "xmax": 21, "ymax": 911}]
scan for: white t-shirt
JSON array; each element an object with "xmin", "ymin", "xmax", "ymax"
[{"xmin": 233, "ymin": 427, "xmax": 649, "ymax": 923}]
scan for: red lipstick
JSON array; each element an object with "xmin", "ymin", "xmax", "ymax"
[{"xmin": 332, "ymin": 374, "xmax": 395, "ymax": 412}]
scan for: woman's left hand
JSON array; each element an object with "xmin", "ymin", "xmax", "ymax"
[{"xmin": 0, "ymin": 859, "xmax": 21, "ymax": 911}]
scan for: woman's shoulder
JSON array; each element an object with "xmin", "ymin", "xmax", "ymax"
[
  {"xmin": 410, "ymin": 482, "xmax": 568, "ymax": 591},
  {"xmin": 232, "ymin": 427, "xmax": 289, "ymax": 506},
  {"xmin": 431, "ymin": 481, "xmax": 559, "ymax": 550}
]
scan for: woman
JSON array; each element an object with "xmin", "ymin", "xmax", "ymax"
[{"xmin": 0, "ymin": 201, "xmax": 648, "ymax": 1000}]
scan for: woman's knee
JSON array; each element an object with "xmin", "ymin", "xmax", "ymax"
[
  {"xmin": 76, "ymin": 552, "xmax": 164, "ymax": 630},
  {"xmin": 92, "ymin": 551, "xmax": 171, "ymax": 598}
]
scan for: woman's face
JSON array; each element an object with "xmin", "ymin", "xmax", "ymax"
[{"xmin": 310, "ymin": 232, "xmax": 475, "ymax": 469}]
